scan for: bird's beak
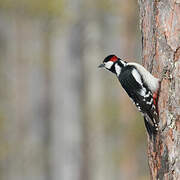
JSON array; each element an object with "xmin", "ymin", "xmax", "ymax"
[{"xmin": 98, "ymin": 64, "xmax": 105, "ymax": 68}]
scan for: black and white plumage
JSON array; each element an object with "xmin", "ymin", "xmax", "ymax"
[{"xmin": 98, "ymin": 55, "xmax": 160, "ymax": 138}]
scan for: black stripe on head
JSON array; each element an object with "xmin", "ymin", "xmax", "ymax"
[{"xmin": 117, "ymin": 60, "xmax": 127, "ymax": 67}]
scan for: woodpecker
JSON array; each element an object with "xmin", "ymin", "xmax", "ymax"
[{"xmin": 98, "ymin": 54, "xmax": 160, "ymax": 139}]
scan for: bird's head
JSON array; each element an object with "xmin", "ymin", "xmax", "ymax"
[{"xmin": 98, "ymin": 54, "xmax": 126, "ymax": 76}]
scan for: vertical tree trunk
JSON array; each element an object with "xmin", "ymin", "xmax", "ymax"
[{"xmin": 138, "ymin": 0, "xmax": 180, "ymax": 179}]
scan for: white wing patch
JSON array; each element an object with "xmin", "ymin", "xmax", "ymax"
[
  {"xmin": 132, "ymin": 69, "xmax": 143, "ymax": 86},
  {"xmin": 147, "ymin": 98, "xmax": 153, "ymax": 105},
  {"xmin": 128, "ymin": 62, "xmax": 159, "ymax": 93},
  {"xmin": 140, "ymin": 87, "xmax": 146, "ymax": 96},
  {"xmin": 132, "ymin": 69, "xmax": 147, "ymax": 96}
]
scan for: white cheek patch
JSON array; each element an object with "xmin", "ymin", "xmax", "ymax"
[
  {"xmin": 104, "ymin": 61, "xmax": 113, "ymax": 69},
  {"xmin": 115, "ymin": 63, "xmax": 121, "ymax": 76}
]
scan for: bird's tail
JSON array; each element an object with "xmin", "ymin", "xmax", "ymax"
[{"xmin": 144, "ymin": 117, "xmax": 158, "ymax": 140}]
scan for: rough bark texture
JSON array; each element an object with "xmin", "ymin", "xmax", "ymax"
[{"xmin": 138, "ymin": 0, "xmax": 180, "ymax": 179}]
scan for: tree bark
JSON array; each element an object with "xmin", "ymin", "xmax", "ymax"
[{"xmin": 138, "ymin": 0, "xmax": 180, "ymax": 179}]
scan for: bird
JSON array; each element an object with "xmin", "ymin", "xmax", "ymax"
[{"xmin": 98, "ymin": 54, "xmax": 160, "ymax": 139}]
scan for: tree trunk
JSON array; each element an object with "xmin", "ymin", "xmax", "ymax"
[{"xmin": 138, "ymin": 0, "xmax": 180, "ymax": 179}]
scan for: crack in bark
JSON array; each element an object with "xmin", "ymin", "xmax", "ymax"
[
  {"xmin": 157, "ymin": 145, "xmax": 169, "ymax": 179},
  {"xmin": 151, "ymin": 0, "xmax": 159, "ymax": 73},
  {"xmin": 174, "ymin": 46, "xmax": 180, "ymax": 62}
]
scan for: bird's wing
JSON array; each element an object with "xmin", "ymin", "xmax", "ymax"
[{"xmin": 119, "ymin": 69, "xmax": 159, "ymax": 137}]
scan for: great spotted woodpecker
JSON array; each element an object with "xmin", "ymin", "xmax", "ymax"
[{"xmin": 98, "ymin": 54, "xmax": 160, "ymax": 139}]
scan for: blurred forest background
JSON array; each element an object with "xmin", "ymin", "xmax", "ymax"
[{"xmin": 0, "ymin": 0, "xmax": 149, "ymax": 180}]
